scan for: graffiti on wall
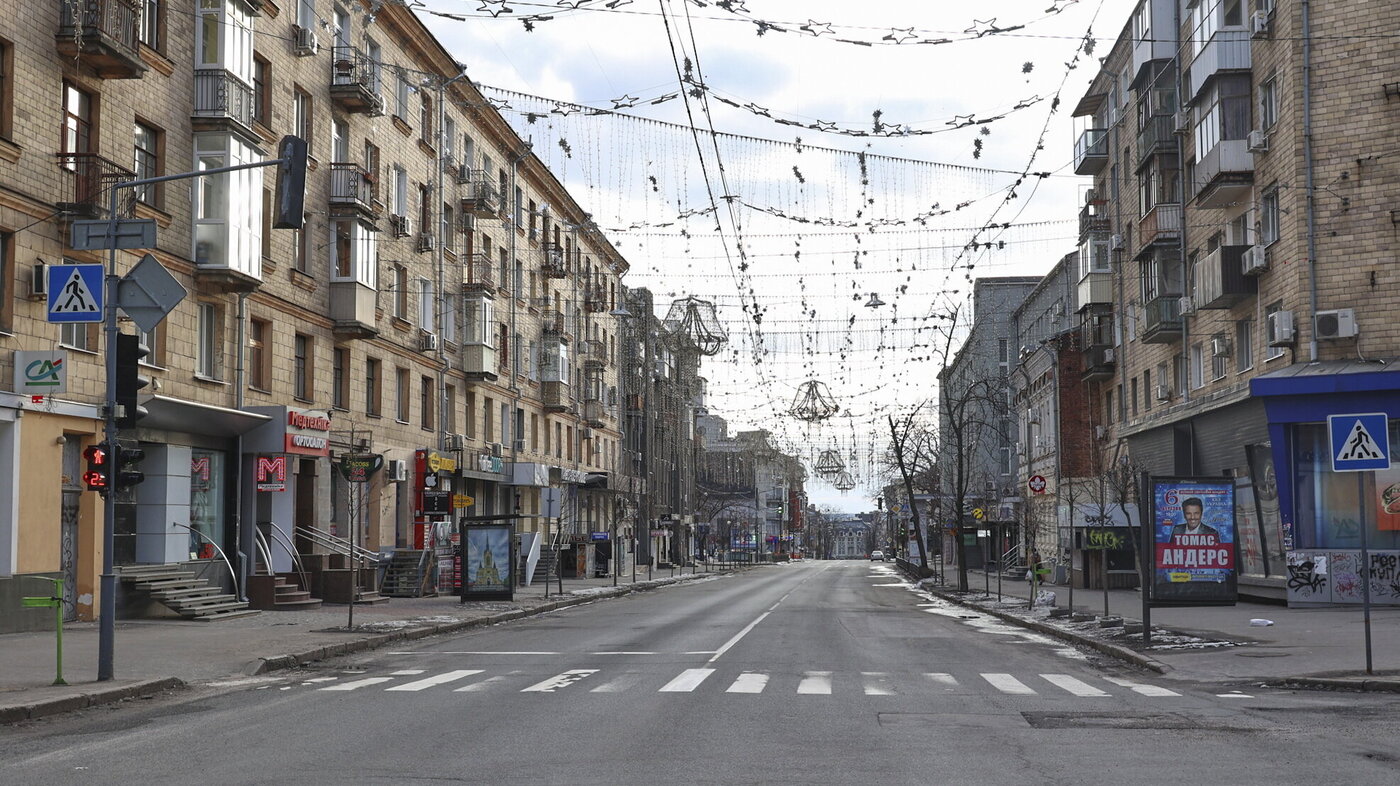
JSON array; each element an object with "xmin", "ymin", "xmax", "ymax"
[{"xmin": 1286, "ymin": 550, "xmax": 1400, "ymax": 606}]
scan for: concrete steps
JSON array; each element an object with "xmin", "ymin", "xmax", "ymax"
[{"xmin": 118, "ymin": 564, "xmax": 259, "ymax": 621}]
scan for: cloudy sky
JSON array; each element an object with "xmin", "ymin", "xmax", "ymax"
[{"xmin": 412, "ymin": 0, "xmax": 1139, "ymax": 510}]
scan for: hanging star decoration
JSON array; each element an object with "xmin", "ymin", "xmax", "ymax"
[
  {"xmin": 882, "ymin": 27, "xmax": 917, "ymax": 44},
  {"xmin": 555, "ymin": 0, "xmax": 589, "ymax": 7},
  {"xmin": 487, "ymin": 97, "xmax": 512, "ymax": 110},
  {"xmin": 800, "ymin": 20, "xmax": 834, "ymax": 37},
  {"xmin": 551, "ymin": 101, "xmax": 577, "ymax": 116},
  {"xmin": 715, "ymin": 0, "xmax": 749, "ymax": 12},
  {"xmin": 611, "ymin": 94, "xmax": 640, "ymax": 109},
  {"xmin": 477, "ymin": 1, "xmax": 513, "ymax": 18}
]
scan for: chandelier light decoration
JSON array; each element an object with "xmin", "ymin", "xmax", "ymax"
[
  {"xmin": 790, "ymin": 380, "xmax": 840, "ymax": 422},
  {"xmin": 832, "ymin": 471, "xmax": 857, "ymax": 492},
  {"xmin": 814, "ymin": 449, "xmax": 846, "ymax": 479},
  {"xmin": 663, "ymin": 296, "xmax": 727, "ymax": 356}
]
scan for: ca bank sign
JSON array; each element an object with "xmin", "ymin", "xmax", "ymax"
[{"xmin": 14, "ymin": 351, "xmax": 68, "ymax": 395}]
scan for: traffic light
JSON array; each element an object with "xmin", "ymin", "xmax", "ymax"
[
  {"xmin": 273, "ymin": 135, "xmax": 308, "ymax": 229},
  {"xmin": 114, "ymin": 444, "xmax": 147, "ymax": 493},
  {"xmin": 82, "ymin": 443, "xmax": 110, "ymax": 495},
  {"xmin": 776, "ymin": 501, "xmax": 785, "ymax": 517},
  {"xmin": 115, "ymin": 333, "xmax": 150, "ymax": 429}
]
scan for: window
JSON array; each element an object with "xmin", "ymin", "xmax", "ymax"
[
  {"xmin": 293, "ymin": 87, "xmax": 312, "ymax": 154},
  {"xmin": 261, "ymin": 189, "xmax": 273, "ymax": 260},
  {"xmin": 441, "ymin": 291, "xmax": 457, "ymax": 344},
  {"xmin": 1236, "ymin": 319, "xmax": 1254, "ymax": 372},
  {"xmin": 293, "ymin": 333, "xmax": 312, "ymax": 400},
  {"xmin": 392, "ymin": 263, "xmax": 408, "ymax": 319},
  {"xmin": 0, "ymin": 38, "xmax": 13, "ymax": 140},
  {"xmin": 444, "ymin": 385, "xmax": 456, "ymax": 433},
  {"xmin": 193, "ymin": 133, "xmax": 262, "ymax": 278},
  {"xmin": 417, "ymin": 278, "xmax": 434, "ymax": 331},
  {"xmin": 62, "ymin": 82, "xmax": 93, "ymax": 158},
  {"xmin": 0, "ymin": 231, "xmax": 13, "ymax": 333},
  {"xmin": 997, "ymin": 338, "xmax": 1009, "ymax": 367},
  {"xmin": 293, "ymin": 214, "xmax": 311, "ymax": 273},
  {"xmin": 1260, "ymin": 186, "xmax": 1280, "ymax": 246},
  {"xmin": 252, "ymin": 55, "xmax": 270, "ymax": 126},
  {"xmin": 198, "ymin": 302, "xmax": 220, "ymax": 378},
  {"xmin": 296, "ymin": 0, "xmax": 316, "ymax": 30},
  {"xmin": 396, "ymin": 367, "xmax": 410, "ymax": 422},
  {"xmin": 1143, "ymin": 370, "xmax": 1152, "ymax": 411},
  {"xmin": 1259, "ymin": 74, "xmax": 1277, "ymax": 131},
  {"xmin": 333, "ymin": 347, "xmax": 349, "ymax": 409},
  {"xmin": 528, "ymin": 199, "xmax": 537, "ymax": 240},
  {"xmin": 464, "ymin": 296, "xmax": 493, "ymax": 344},
  {"xmin": 420, "ymin": 93, "xmax": 433, "ymax": 146},
  {"xmin": 443, "ymin": 117, "xmax": 455, "ymax": 157},
  {"xmin": 61, "ymin": 322, "xmax": 94, "ymax": 352},
  {"xmin": 133, "ymin": 121, "xmax": 161, "ymax": 206},
  {"xmin": 392, "ymin": 165, "xmax": 408, "ymax": 217},
  {"xmin": 465, "ymin": 391, "xmax": 476, "ymax": 438},
  {"xmin": 1211, "ymin": 345, "xmax": 1228, "ymax": 381},
  {"xmin": 483, "ymin": 396, "xmax": 494, "ymax": 441},
  {"xmin": 1190, "ymin": 343, "xmax": 1204, "ymax": 389},
  {"xmin": 555, "ymin": 422, "xmax": 563, "ymax": 459},
  {"xmin": 366, "ymin": 357, "xmax": 382, "ymax": 416},
  {"xmin": 248, "ymin": 318, "xmax": 270, "ymax": 390},
  {"xmin": 1193, "ymin": 76, "xmax": 1251, "ymax": 163},
  {"xmin": 395, "ymin": 71, "xmax": 411, "ymax": 120},
  {"xmin": 1131, "ymin": 377, "xmax": 1139, "ymax": 416},
  {"xmin": 420, "ymin": 376, "xmax": 434, "ymax": 430}
]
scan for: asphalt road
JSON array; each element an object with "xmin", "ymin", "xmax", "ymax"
[{"xmin": 3, "ymin": 562, "xmax": 1399, "ymax": 785}]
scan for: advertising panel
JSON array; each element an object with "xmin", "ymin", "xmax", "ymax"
[
  {"xmin": 460, "ymin": 522, "xmax": 514, "ymax": 601},
  {"xmin": 1150, "ymin": 478, "xmax": 1238, "ymax": 606}
]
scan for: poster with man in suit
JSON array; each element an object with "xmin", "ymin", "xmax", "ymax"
[{"xmin": 1151, "ymin": 480, "xmax": 1238, "ymax": 606}]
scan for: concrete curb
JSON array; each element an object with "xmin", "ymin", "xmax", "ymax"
[
  {"xmin": 0, "ymin": 677, "xmax": 185, "ymax": 725},
  {"xmin": 919, "ymin": 585, "xmax": 1173, "ymax": 675},
  {"xmin": 245, "ymin": 571, "xmax": 720, "ymax": 676},
  {"xmin": 1268, "ymin": 676, "xmax": 1400, "ymax": 694}
]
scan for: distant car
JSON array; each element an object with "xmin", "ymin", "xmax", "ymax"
[{"xmin": 870, "ymin": 550, "xmax": 885, "ymax": 561}]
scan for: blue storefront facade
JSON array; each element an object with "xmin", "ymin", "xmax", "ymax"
[{"xmin": 1252, "ymin": 361, "xmax": 1400, "ymax": 606}]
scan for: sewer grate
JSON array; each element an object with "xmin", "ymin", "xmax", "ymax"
[{"xmin": 1022, "ymin": 711, "xmax": 1200, "ymax": 730}]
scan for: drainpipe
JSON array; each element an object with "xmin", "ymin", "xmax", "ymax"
[
  {"xmin": 234, "ymin": 291, "xmax": 249, "ymax": 601},
  {"xmin": 1175, "ymin": 0, "xmax": 1190, "ymax": 405},
  {"xmin": 1302, "ymin": 0, "xmax": 1319, "ymax": 362}
]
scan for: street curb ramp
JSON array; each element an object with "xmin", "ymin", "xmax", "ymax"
[{"xmin": 0, "ymin": 677, "xmax": 185, "ymax": 725}]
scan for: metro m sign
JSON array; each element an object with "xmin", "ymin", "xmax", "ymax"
[{"xmin": 256, "ymin": 455, "xmax": 288, "ymax": 492}]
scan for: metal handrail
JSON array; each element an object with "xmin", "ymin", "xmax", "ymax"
[
  {"xmin": 171, "ymin": 522, "xmax": 240, "ymax": 600},
  {"xmin": 295, "ymin": 524, "xmax": 382, "ymax": 564},
  {"xmin": 263, "ymin": 524, "xmax": 312, "ymax": 596},
  {"xmin": 252, "ymin": 529, "xmax": 276, "ymax": 576},
  {"xmin": 999, "ymin": 543, "xmax": 1023, "ymax": 569}
]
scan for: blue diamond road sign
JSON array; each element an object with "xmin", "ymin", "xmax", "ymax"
[
  {"xmin": 1328, "ymin": 413, "xmax": 1391, "ymax": 473},
  {"xmin": 46, "ymin": 264, "xmax": 105, "ymax": 324}
]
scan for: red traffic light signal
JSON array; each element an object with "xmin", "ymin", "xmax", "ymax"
[{"xmin": 82, "ymin": 444, "xmax": 110, "ymax": 493}]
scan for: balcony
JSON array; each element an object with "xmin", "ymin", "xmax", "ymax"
[
  {"xmin": 1186, "ymin": 29, "xmax": 1251, "ymax": 103},
  {"xmin": 582, "ymin": 339, "xmax": 606, "ymax": 369},
  {"xmin": 1194, "ymin": 244, "xmax": 1256, "ymax": 309},
  {"xmin": 1081, "ymin": 343, "xmax": 1116, "ymax": 384},
  {"xmin": 542, "ymin": 311, "xmax": 566, "ymax": 339},
  {"xmin": 328, "ymin": 163, "xmax": 378, "ymax": 218},
  {"xmin": 1078, "ymin": 203, "xmax": 1110, "ymax": 240},
  {"xmin": 462, "ymin": 343, "xmax": 499, "ymax": 382},
  {"xmin": 330, "ymin": 280, "xmax": 378, "ymax": 338},
  {"xmin": 1141, "ymin": 294, "xmax": 1183, "ymax": 344},
  {"xmin": 1073, "ymin": 128, "xmax": 1108, "ymax": 175},
  {"xmin": 1136, "ymin": 114, "xmax": 1175, "ymax": 165},
  {"xmin": 54, "ymin": 153, "xmax": 134, "ymax": 219},
  {"xmin": 583, "ymin": 399, "xmax": 606, "ymax": 428},
  {"xmin": 1193, "ymin": 139, "xmax": 1254, "ymax": 209},
  {"xmin": 192, "ymin": 70, "xmax": 255, "ymax": 135},
  {"xmin": 1077, "ymin": 272, "xmax": 1112, "ymax": 310},
  {"xmin": 542, "ymin": 381, "xmax": 572, "ymax": 414},
  {"xmin": 584, "ymin": 286, "xmax": 608, "ymax": 314},
  {"xmin": 541, "ymin": 242, "xmax": 570, "ymax": 279},
  {"xmin": 462, "ymin": 253, "xmax": 495, "ymax": 292},
  {"xmin": 460, "ymin": 175, "xmax": 502, "ymax": 218},
  {"xmin": 328, "ymin": 46, "xmax": 381, "ymax": 114},
  {"xmin": 1136, "ymin": 203, "xmax": 1181, "ymax": 254},
  {"xmin": 55, "ymin": 0, "xmax": 146, "ymax": 79}
]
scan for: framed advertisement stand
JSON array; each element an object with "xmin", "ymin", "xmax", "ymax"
[
  {"xmin": 1141, "ymin": 474, "xmax": 1239, "ymax": 643},
  {"xmin": 458, "ymin": 516, "xmax": 518, "ymax": 602}
]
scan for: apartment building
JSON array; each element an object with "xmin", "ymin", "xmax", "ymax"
[
  {"xmin": 0, "ymin": 1, "xmax": 629, "ymax": 630},
  {"xmin": 1069, "ymin": 0, "xmax": 1400, "ymax": 601}
]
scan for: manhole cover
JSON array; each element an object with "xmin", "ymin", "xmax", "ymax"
[
  {"xmin": 1235, "ymin": 650, "xmax": 1291, "ymax": 658},
  {"xmin": 1023, "ymin": 712, "xmax": 1198, "ymax": 730}
]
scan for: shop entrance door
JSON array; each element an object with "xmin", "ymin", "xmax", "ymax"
[{"xmin": 294, "ymin": 458, "xmax": 317, "ymax": 555}]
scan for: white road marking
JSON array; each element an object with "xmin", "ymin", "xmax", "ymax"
[
  {"xmin": 386, "ymin": 670, "xmax": 483, "ymax": 692},
  {"xmin": 982, "ymin": 673, "xmax": 1037, "ymax": 695},
  {"xmin": 707, "ymin": 612, "xmax": 771, "ymax": 664},
  {"xmin": 1104, "ymin": 677, "xmax": 1182, "ymax": 697},
  {"xmin": 303, "ymin": 677, "xmax": 340, "ymax": 684},
  {"xmin": 1217, "ymin": 692, "xmax": 1255, "ymax": 699},
  {"xmin": 320, "ymin": 677, "xmax": 394, "ymax": 692},
  {"xmin": 590, "ymin": 651, "xmax": 656, "ymax": 655},
  {"xmin": 390, "ymin": 670, "xmax": 426, "ymax": 676},
  {"xmin": 862, "ymin": 672, "xmax": 895, "ymax": 695},
  {"xmin": 591, "ymin": 674, "xmax": 645, "ymax": 693},
  {"xmin": 522, "ymin": 669, "xmax": 598, "ymax": 693},
  {"xmin": 659, "ymin": 668, "xmax": 715, "ymax": 693},
  {"xmin": 386, "ymin": 651, "xmax": 560, "ymax": 656},
  {"xmin": 797, "ymin": 671, "xmax": 833, "ymax": 695},
  {"xmin": 925, "ymin": 673, "xmax": 960, "ymax": 687},
  {"xmin": 1041, "ymin": 674, "xmax": 1109, "ymax": 697},
  {"xmin": 454, "ymin": 675, "xmax": 514, "ymax": 692},
  {"xmin": 726, "ymin": 672, "xmax": 769, "ymax": 694}
]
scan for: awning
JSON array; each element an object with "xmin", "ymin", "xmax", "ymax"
[{"xmin": 140, "ymin": 395, "xmax": 272, "ymax": 437}]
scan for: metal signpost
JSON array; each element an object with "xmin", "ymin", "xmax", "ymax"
[{"xmin": 1327, "ymin": 412, "xmax": 1390, "ymax": 675}]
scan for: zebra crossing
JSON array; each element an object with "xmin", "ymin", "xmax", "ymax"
[{"xmin": 303, "ymin": 667, "xmax": 1183, "ymax": 700}]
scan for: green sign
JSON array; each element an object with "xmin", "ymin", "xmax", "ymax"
[{"xmin": 338, "ymin": 453, "xmax": 383, "ymax": 483}]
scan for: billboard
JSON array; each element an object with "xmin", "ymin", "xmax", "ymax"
[
  {"xmin": 1149, "ymin": 478, "xmax": 1238, "ymax": 606},
  {"xmin": 460, "ymin": 522, "xmax": 514, "ymax": 601}
]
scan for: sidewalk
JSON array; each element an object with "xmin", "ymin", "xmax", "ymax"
[
  {"xmin": 918, "ymin": 564, "xmax": 1400, "ymax": 692},
  {"xmin": 1, "ymin": 564, "xmax": 731, "ymax": 724}
]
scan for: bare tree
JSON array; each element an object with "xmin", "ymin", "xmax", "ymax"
[{"xmin": 886, "ymin": 405, "xmax": 940, "ymax": 575}]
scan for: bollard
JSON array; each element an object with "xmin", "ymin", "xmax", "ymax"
[{"xmin": 22, "ymin": 577, "xmax": 67, "ymax": 686}]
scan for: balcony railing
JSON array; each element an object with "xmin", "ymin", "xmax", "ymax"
[
  {"xmin": 1081, "ymin": 343, "xmax": 1116, "ymax": 383},
  {"xmin": 1078, "ymin": 204, "xmax": 1110, "ymax": 240},
  {"xmin": 193, "ymin": 69, "xmax": 255, "ymax": 131},
  {"xmin": 1194, "ymin": 244, "xmax": 1256, "ymax": 309},
  {"xmin": 1077, "ymin": 272, "xmax": 1112, "ymax": 309},
  {"xmin": 1136, "ymin": 114, "xmax": 1175, "ymax": 164},
  {"xmin": 460, "ymin": 175, "xmax": 502, "ymax": 218},
  {"xmin": 328, "ymin": 162, "xmax": 377, "ymax": 213},
  {"xmin": 54, "ymin": 153, "xmax": 134, "ymax": 217},
  {"xmin": 463, "ymin": 253, "xmax": 495, "ymax": 292},
  {"xmin": 1187, "ymin": 28, "xmax": 1251, "ymax": 103},
  {"xmin": 462, "ymin": 343, "xmax": 499, "ymax": 380},
  {"xmin": 329, "ymin": 46, "xmax": 382, "ymax": 114},
  {"xmin": 56, "ymin": 0, "xmax": 146, "ymax": 79},
  {"xmin": 541, "ymin": 242, "xmax": 569, "ymax": 279},
  {"xmin": 1137, "ymin": 202, "xmax": 1181, "ymax": 251},
  {"xmin": 1074, "ymin": 128, "xmax": 1108, "ymax": 175},
  {"xmin": 1193, "ymin": 139, "xmax": 1254, "ymax": 209},
  {"xmin": 1141, "ymin": 294, "xmax": 1183, "ymax": 343}
]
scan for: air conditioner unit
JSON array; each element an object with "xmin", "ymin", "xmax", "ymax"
[
  {"xmin": 1251, "ymin": 10, "xmax": 1271, "ymax": 38},
  {"xmin": 387, "ymin": 459, "xmax": 407, "ymax": 482},
  {"xmin": 444, "ymin": 433, "xmax": 465, "ymax": 451},
  {"xmin": 1247, "ymin": 129, "xmax": 1269, "ymax": 153},
  {"xmin": 1315, "ymin": 308, "xmax": 1359, "ymax": 340},
  {"xmin": 1084, "ymin": 187, "xmax": 1100, "ymax": 205},
  {"xmin": 420, "ymin": 332, "xmax": 439, "ymax": 352},
  {"xmin": 293, "ymin": 26, "xmax": 319, "ymax": 57},
  {"xmin": 1154, "ymin": 384, "xmax": 1172, "ymax": 403},
  {"xmin": 1211, "ymin": 335, "xmax": 1232, "ymax": 358},
  {"xmin": 456, "ymin": 163, "xmax": 472, "ymax": 184},
  {"xmin": 513, "ymin": 439, "xmax": 527, "ymax": 452},
  {"xmin": 29, "ymin": 263, "xmax": 47, "ymax": 299},
  {"xmin": 1266, "ymin": 310, "xmax": 1296, "ymax": 346},
  {"xmin": 488, "ymin": 442, "xmax": 503, "ymax": 458},
  {"xmin": 416, "ymin": 233, "xmax": 436, "ymax": 253},
  {"xmin": 389, "ymin": 214, "xmax": 412, "ymax": 238},
  {"xmin": 1094, "ymin": 425, "xmax": 1106, "ymax": 440},
  {"xmin": 1102, "ymin": 347, "xmax": 1116, "ymax": 363},
  {"xmin": 580, "ymin": 427, "xmax": 595, "ymax": 440},
  {"xmin": 1178, "ymin": 295, "xmax": 1196, "ymax": 316},
  {"xmin": 1242, "ymin": 244, "xmax": 1269, "ymax": 275},
  {"xmin": 1109, "ymin": 234, "xmax": 1124, "ymax": 251},
  {"xmin": 1174, "ymin": 109, "xmax": 1191, "ymax": 134}
]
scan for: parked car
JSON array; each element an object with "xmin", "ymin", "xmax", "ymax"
[{"xmin": 870, "ymin": 550, "xmax": 885, "ymax": 561}]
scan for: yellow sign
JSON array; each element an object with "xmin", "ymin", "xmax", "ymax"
[
  {"xmin": 1169, "ymin": 572, "xmax": 1193, "ymax": 583},
  {"xmin": 972, "ymin": 508, "xmax": 985, "ymax": 520},
  {"xmin": 426, "ymin": 451, "xmax": 457, "ymax": 473},
  {"xmin": 453, "ymin": 494, "xmax": 475, "ymax": 509}
]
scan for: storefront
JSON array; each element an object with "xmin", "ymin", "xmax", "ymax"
[{"xmin": 1252, "ymin": 361, "xmax": 1400, "ymax": 606}]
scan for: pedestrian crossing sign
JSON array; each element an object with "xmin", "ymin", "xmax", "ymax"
[
  {"xmin": 1328, "ymin": 413, "xmax": 1391, "ymax": 472},
  {"xmin": 46, "ymin": 264, "xmax": 104, "ymax": 323}
]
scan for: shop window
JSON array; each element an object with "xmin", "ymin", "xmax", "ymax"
[
  {"xmin": 189, "ymin": 449, "xmax": 226, "ymax": 557},
  {"xmin": 1291, "ymin": 423, "xmax": 1400, "ymax": 551}
]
